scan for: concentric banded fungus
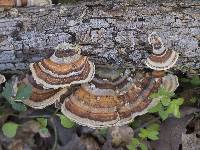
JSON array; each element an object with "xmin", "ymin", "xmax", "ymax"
[
  {"xmin": 61, "ymin": 67, "xmax": 162, "ymax": 128},
  {"xmin": 161, "ymin": 74, "xmax": 179, "ymax": 92},
  {"xmin": 145, "ymin": 32, "xmax": 179, "ymax": 70},
  {"xmin": 0, "ymin": 0, "xmax": 52, "ymax": 7},
  {"xmin": 30, "ymin": 43, "xmax": 95, "ymax": 89},
  {"xmin": 18, "ymin": 75, "xmax": 68, "ymax": 109},
  {"xmin": 0, "ymin": 74, "xmax": 6, "ymax": 84}
]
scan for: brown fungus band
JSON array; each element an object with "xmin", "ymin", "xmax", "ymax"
[
  {"xmin": 16, "ymin": 75, "xmax": 68, "ymax": 109},
  {"xmin": 145, "ymin": 32, "xmax": 179, "ymax": 70},
  {"xmin": 30, "ymin": 43, "xmax": 95, "ymax": 89},
  {"xmin": 61, "ymin": 67, "xmax": 178, "ymax": 128},
  {"xmin": 0, "ymin": 0, "xmax": 51, "ymax": 7}
]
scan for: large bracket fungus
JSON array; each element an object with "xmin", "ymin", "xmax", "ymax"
[
  {"xmin": 16, "ymin": 75, "xmax": 68, "ymax": 109},
  {"xmin": 61, "ymin": 66, "xmax": 178, "ymax": 128},
  {"xmin": 0, "ymin": 0, "xmax": 51, "ymax": 7},
  {"xmin": 30, "ymin": 43, "xmax": 95, "ymax": 89}
]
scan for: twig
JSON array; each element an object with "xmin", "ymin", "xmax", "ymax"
[{"xmin": 50, "ymin": 117, "xmax": 58, "ymax": 150}]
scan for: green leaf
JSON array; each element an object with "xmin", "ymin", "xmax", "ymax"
[
  {"xmin": 159, "ymin": 110, "xmax": 169, "ymax": 120},
  {"xmin": 36, "ymin": 118, "xmax": 47, "ymax": 128},
  {"xmin": 147, "ymin": 123, "xmax": 160, "ymax": 131},
  {"xmin": 152, "ymin": 87, "xmax": 174, "ymax": 99},
  {"xmin": 127, "ymin": 138, "xmax": 139, "ymax": 150},
  {"xmin": 11, "ymin": 102, "xmax": 27, "ymax": 112},
  {"xmin": 158, "ymin": 87, "xmax": 174, "ymax": 97},
  {"xmin": 147, "ymin": 131, "xmax": 159, "ymax": 140},
  {"xmin": 167, "ymin": 98, "xmax": 184, "ymax": 118},
  {"xmin": 148, "ymin": 103, "xmax": 163, "ymax": 113},
  {"xmin": 127, "ymin": 144, "xmax": 136, "ymax": 150},
  {"xmin": 15, "ymin": 84, "xmax": 32, "ymax": 100},
  {"xmin": 1, "ymin": 82, "xmax": 27, "ymax": 112},
  {"xmin": 2, "ymin": 122, "xmax": 19, "ymax": 138},
  {"xmin": 130, "ymin": 138, "xmax": 140, "ymax": 146},
  {"xmin": 139, "ymin": 128, "xmax": 148, "ymax": 139},
  {"xmin": 2, "ymin": 82, "xmax": 13, "ymax": 100},
  {"xmin": 57, "ymin": 114, "xmax": 75, "ymax": 128},
  {"xmin": 99, "ymin": 128, "xmax": 108, "ymax": 137},
  {"xmin": 140, "ymin": 143, "xmax": 148, "ymax": 150},
  {"xmin": 161, "ymin": 97, "xmax": 171, "ymax": 106},
  {"xmin": 39, "ymin": 127, "xmax": 49, "ymax": 134},
  {"xmin": 173, "ymin": 98, "xmax": 184, "ymax": 106},
  {"xmin": 138, "ymin": 128, "xmax": 159, "ymax": 140}
]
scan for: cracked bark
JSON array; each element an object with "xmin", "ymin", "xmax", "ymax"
[{"xmin": 0, "ymin": 0, "xmax": 199, "ymax": 74}]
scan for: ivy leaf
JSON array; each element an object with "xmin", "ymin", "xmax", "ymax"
[
  {"xmin": 15, "ymin": 84, "xmax": 32, "ymax": 100},
  {"xmin": 36, "ymin": 118, "xmax": 47, "ymax": 128},
  {"xmin": 2, "ymin": 122, "xmax": 19, "ymax": 138},
  {"xmin": 57, "ymin": 114, "xmax": 75, "ymax": 128}
]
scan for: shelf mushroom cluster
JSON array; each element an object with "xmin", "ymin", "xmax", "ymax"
[
  {"xmin": 16, "ymin": 32, "xmax": 179, "ymax": 128},
  {"xmin": 16, "ymin": 43, "xmax": 95, "ymax": 109}
]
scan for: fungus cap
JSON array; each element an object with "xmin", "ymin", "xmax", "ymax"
[
  {"xmin": 0, "ymin": 0, "xmax": 51, "ymax": 7},
  {"xmin": 30, "ymin": 43, "xmax": 95, "ymax": 89},
  {"xmin": 146, "ymin": 32, "xmax": 179, "ymax": 70},
  {"xmin": 161, "ymin": 74, "xmax": 179, "ymax": 92},
  {"xmin": 148, "ymin": 32, "xmax": 165, "ymax": 55},
  {"xmin": 145, "ymin": 49, "xmax": 179, "ymax": 70},
  {"xmin": 18, "ymin": 75, "xmax": 68, "ymax": 109},
  {"xmin": 61, "ymin": 68, "xmax": 162, "ymax": 128}
]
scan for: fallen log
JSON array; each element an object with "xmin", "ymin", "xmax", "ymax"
[{"xmin": 0, "ymin": 0, "xmax": 199, "ymax": 74}]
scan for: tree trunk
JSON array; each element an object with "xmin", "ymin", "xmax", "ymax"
[{"xmin": 0, "ymin": 0, "xmax": 199, "ymax": 74}]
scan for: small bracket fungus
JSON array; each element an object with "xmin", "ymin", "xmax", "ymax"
[
  {"xmin": 161, "ymin": 74, "xmax": 179, "ymax": 92},
  {"xmin": 17, "ymin": 75, "xmax": 68, "ymax": 109},
  {"xmin": 0, "ymin": 0, "xmax": 52, "ymax": 7},
  {"xmin": 61, "ymin": 67, "xmax": 166, "ymax": 128},
  {"xmin": 145, "ymin": 32, "xmax": 179, "ymax": 70},
  {"xmin": 30, "ymin": 43, "xmax": 95, "ymax": 89},
  {"xmin": 0, "ymin": 74, "xmax": 6, "ymax": 84}
]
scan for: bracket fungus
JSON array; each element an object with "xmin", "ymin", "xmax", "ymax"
[
  {"xmin": 0, "ymin": 74, "xmax": 6, "ymax": 84},
  {"xmin": 61, "ymin": 66, "xmax": 178, "ymax": 128},
  {"xmin": 30, "ymin": 43, "xmax": 95, "ymax": 89},
  {"xmin": 161, "ymin": 74, "xmax": 179, "ymax": 92},
  {"xmin": 0, "ymin": 0, "xmax": 52, "ymax": 7},
  {"xmin": 145, "ymin": 32, "xmax": 179, "ymax": 70},
  {"xmin": 17, "ymin": 75, "xmax": 68, "ymax": 109}
]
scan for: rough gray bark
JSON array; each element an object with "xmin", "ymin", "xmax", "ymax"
[{"xmin": 0, "ymin": 0, "xmax": 199, "ymax": 74}]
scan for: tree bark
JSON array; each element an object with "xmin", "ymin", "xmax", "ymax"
[{"xmin": 0, "ymin": 0, "xmax": 199, "ymax": 74}]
